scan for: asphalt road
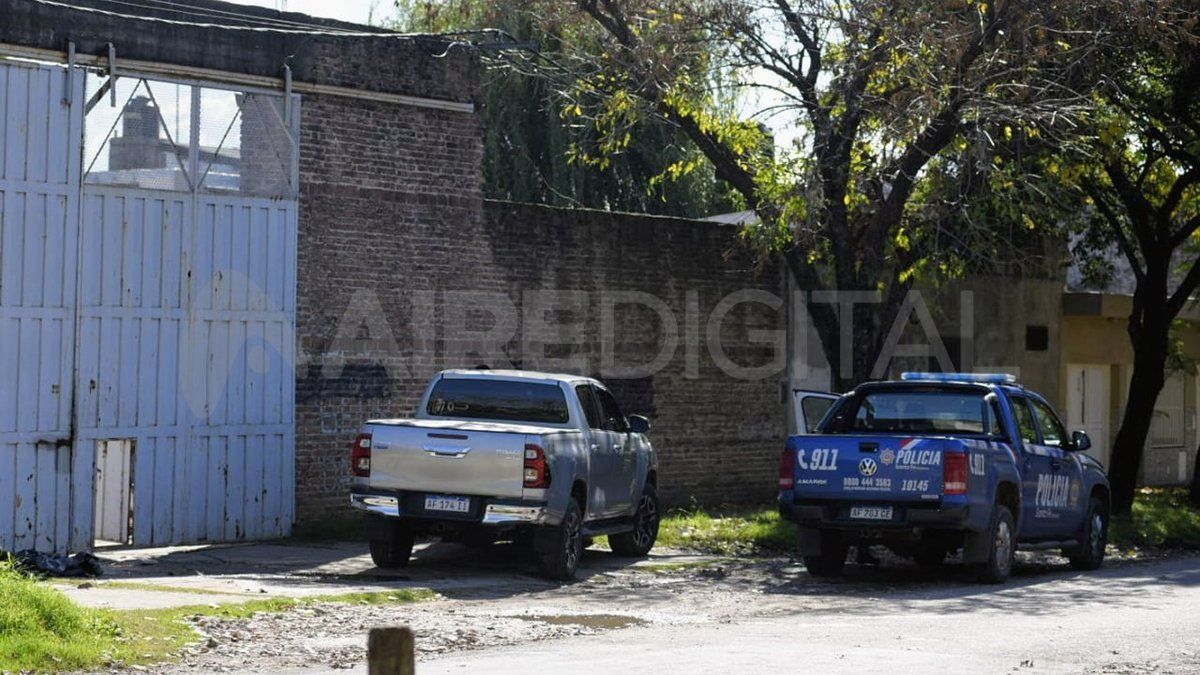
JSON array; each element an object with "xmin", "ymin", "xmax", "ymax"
[{"xmin": 422, "ymin": 553, "xmax": 1200, "ymax": 675}]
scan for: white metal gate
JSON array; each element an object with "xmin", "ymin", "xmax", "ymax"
[
  {"xmin": 0, "ymin": 58, "xmax": 298, "ymax": 553},
  {"xmin": 0, "ymin": 60, "xmax": 83, "ymax": 553}
]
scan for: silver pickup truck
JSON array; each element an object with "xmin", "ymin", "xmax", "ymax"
[{"xmin": 349, "ymin": 369, "xmax": 660, "ymax": 579}]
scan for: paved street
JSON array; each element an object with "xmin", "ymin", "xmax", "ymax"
[
  {"xmin": 84, "ymin": 542, "xmax": 1200, "ymax": 674},
  {"xmin": 421, "ymin": 553, "xmax": 1200, "ymax": 675}
]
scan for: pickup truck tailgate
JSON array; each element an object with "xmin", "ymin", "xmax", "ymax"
[
  {"xmin": 365, "ymin": 419, "xmax": 558, "ymax": 498},
  {"xmin": 787, "ymin": 435, "xmax": 945, "ymax": 502}
]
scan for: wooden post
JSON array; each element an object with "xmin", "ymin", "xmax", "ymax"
[{"xmin": 367, "ymin": 626, "xmax": 415, "ymax": 675}]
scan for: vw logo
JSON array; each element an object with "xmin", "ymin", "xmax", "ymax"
[{"xmin": 858, "ymin": 458, "xmax": 878, "ymax": 477}]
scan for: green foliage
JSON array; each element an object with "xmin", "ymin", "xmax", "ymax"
[
  {"xmin": 657, "ymin": 507, "xmax": 796, "ymax": 555},
  {"xmin": 0, "ymin": 559, "xmax": 435, "ymax": 672},
  {"xmin": 0, "ymin": 561, "xmax": 117, "ymax": 672},
  {"xmin": 391, "ymin": 0, "xmax": 739, "ymax": 217},
  {"xmin": 1109, "ymin": 488, "xmax": 1200, "ymax": 550}
]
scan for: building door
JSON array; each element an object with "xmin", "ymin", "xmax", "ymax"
[
  {"xmin": 94, "ymin": 439, "xmax": 135, "ymax": 545},
  {"xmin": 1066, "ymin": 364, "xmax": 1111, "ymax": 466}
]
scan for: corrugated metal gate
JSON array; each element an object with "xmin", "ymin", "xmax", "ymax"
[{"xmin": 0, "ymin": 58, "xmax": 298, "ymax": 552}]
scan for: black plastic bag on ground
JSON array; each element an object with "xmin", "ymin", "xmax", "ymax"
[{"xmin": 12, "ymin": 549, "xmax": 104, "ymax": 577}]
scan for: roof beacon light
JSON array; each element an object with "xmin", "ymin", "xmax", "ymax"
[{"xmin": 899, "ymin": 372, "xmax": 1017, "ymax": 384}]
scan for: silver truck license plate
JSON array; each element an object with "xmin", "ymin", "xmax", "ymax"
[
  {"xmin": 425, "ymin": 495, "xmax": 470, "ymax": 513},
  {"xmin": 849, "ymin": 505, "xmax": 893, "ymax": 520}
]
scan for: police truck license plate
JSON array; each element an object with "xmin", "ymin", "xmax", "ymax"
[
  {"xmin": 424, "ymin": 495, "xmax": 470, "ymax": 513},
  {"xmin": 850, "ymin": 506, "xmax": 893, "ymax": 520}
]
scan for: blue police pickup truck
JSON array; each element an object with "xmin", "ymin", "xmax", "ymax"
[{"xmin": 779, "ymin": 373, "xmax": 1110, "ymax": 583}]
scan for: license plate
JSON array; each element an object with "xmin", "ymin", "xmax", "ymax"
[
  {"xmin": 424, "ymin": 495, "xmax": 470, "ymax": 513},
  {"xmin": 849, "ymin": 506, "xmax": 893, "ymax": 521}
]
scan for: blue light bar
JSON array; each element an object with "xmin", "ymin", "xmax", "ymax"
[{"xmin": 900, "ymin": 372, "xmax": 1017, "ymax": 384}]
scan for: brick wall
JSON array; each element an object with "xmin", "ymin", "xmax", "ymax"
[
  {"xmin": 293, "ymin": 38, "xmax": 785, "ymax": 522},
  {"xmin": 295, "ymin": 195, "xmax": 788, "ymax": 519},
  {"xmin": 294, "ymin": 41, "xmax": 486, "ymax": 521}
]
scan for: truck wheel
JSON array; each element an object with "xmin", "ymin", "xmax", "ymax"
[
  {"xmin": 803, "ymin": 532, "xmax": 848, "ymax": 578},
  {"xmin": 1066, "ymin": 497, "xmax": 1108, "ymax": 571},
  {"xmin": 369, "ymin": 527, "xmax": 415, "ymax": 570},
  {"xmin": 975, "ymin": 505, "xmax": 1015, "ymax": 584},
  {"xmin": 610, "ymin": 484, "xmax": 661, "ymax": 557},
  {"xmin": 536, "ymin": 499, "xmax": 584, "ymax": 581}
]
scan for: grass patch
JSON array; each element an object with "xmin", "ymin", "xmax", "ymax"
[
  {"xmin": 0, "ymin": 562, "xmax": 434, "ymax": 673},
  {"xmin": 1110, "ymin": 487, "xmax": 1200, "ymax": 550},
  {"xmin": 67, "ymin": 580, "xmax": 253, "ymax": 597},
  {"xmin": 657, "ymin": 507, "xmax": 795, "ymax": 555},
  {"xmin": 0, "ymin": 560, "xmax": 118, "ymax": 672},
  {"xmin": 658, "ymin": 490, "xmax": 1200, "ymax": 556}
]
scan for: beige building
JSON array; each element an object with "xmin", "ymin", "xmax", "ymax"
[
  {"xmin": 1060, "ymin": 293, "xmax": 1200, "ymax": 485},
  {"xmin": 789, "ymin": 279, "xmax": 1200, "ymax": 486}
]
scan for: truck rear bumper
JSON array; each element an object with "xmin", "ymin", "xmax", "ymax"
[
  {"xmin": 779, "ymin": 499, "xmax": 973, "ymax": 532},
  {"xmin": 350, "ymin": 488, "xmax": 549, "ymax": 526}
]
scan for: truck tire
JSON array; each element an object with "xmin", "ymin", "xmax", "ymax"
[
  {"xmin": 536, "ymin": 499, "xmax": 584, "ymax": 581},
  {"xmin": 975, "ymin": 505, "xmax": 1015, "ymax": 584},
  {"xmin": 369, "ymin": 527, "xmax": 415, "ymax": 570},
  {"xmin": 610, "ymin": 484, "xmax": 661, "ymax": 557},
  {"xmin": 1066, "ymin": 497, "xmax": 1108, "ymax": 571},
  {"xmin": 803, "ymin": 532, "xmax": 848, "ymax": 578}
]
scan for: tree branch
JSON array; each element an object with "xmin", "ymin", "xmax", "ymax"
[{"xmin": 1167, "ymin": 255, "xmax": 1200, "ymax": 317}]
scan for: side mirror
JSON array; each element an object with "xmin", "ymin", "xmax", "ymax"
[
  {"xmin": 628, "ymin": 414, "xmax": 651, "ymax": 434},
  {"xmin": 1071, "ymin": 430, "xmax": 1092, "ymax": 453}
]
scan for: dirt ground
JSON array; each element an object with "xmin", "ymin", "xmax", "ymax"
[{"xmin": 64, "ymin": 538, "xmax": 1189, "ymax": 674}]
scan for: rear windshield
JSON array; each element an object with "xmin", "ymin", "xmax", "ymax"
[
  {"xmin": 841, "ymin": 390, "xmax": 991, "ymax": 434},
  {"xmin": 425, "ymin": 378, "xmax": 570, "ymax": 424}
]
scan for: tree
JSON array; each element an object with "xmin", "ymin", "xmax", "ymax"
[
  {"xmin": 1069, "ymin": 2, "xmax": 1200, "ymax": 514},
  {"xmin": 391, "ymin": 0, "xmax": 739, "ymax": 217},
  {"xmin": 555, "ymin": 0, "xmax": 1107, "ymax": 390}
]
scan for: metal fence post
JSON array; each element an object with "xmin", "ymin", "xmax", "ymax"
[{"xmin": 368, "ymin": 626, "xmax": 415, "ymax": 675}]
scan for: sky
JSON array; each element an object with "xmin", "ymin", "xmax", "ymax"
[
  {"xmin": 222, "ymin": 0, "xmax": 395, "ymax": 26},
  {"xmin": 219, "ymin": 1, "xmax": 801, "ymax": 148}
]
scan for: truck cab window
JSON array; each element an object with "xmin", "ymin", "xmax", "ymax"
[
  {"xmin": 574, "ymin": 385, "xmax": 603, "ymax": 430},
  {"xmin": 988, "ymin": 400, "xmax": 1005, "ymax": 437},
  {"xmin": 1031, "ymin": 399, "xmax": 1067, "ymax": 448},
  {"xmin": 1009, "ymin": 396, "xmax": 1040, "ymax": 446},
  {"xmin": 596, "ymin": 388, "xmax": 629, "ymax": 433}
]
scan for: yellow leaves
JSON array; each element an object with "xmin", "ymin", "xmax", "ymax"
[
  {"xmin": 843, "ymin": 193, "xmax": 851, "ymax": 206},
  {"xmin": 1021, "ymin": 214, "xmax": 1036, "ymax": 230},
  {"xmin": 1004, "ymin": 126, "xmax": 1013, "ymax": 141}
]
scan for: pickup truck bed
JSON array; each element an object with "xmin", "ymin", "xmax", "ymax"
[{"xmin": 350, "ymin": 369, "xmax": 660, "ymax": 580}]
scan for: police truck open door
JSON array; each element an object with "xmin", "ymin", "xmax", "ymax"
[{"xmin": 793, "ymin": 390, "xmax": 839, "ymax": 433}]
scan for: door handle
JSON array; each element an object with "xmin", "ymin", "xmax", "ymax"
[{"xmin": 1050, "ymin": 460, "xmax": 1062, "ymax": 471}]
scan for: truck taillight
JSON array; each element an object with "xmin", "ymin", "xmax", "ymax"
[
  {"xmin": 523, "ymin": 443, "xmax": 551, "ymax": 489},
  {"xmin": 944, "ymin": 452, "xmax": 968, "ymax": 495},
  {"xmin": 351, "ymin": 433, "xmax": 372, "ymax": 477},
  {"xmin": 778, "ymin": 447, "xmax": 796, "ymax": 490}
]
